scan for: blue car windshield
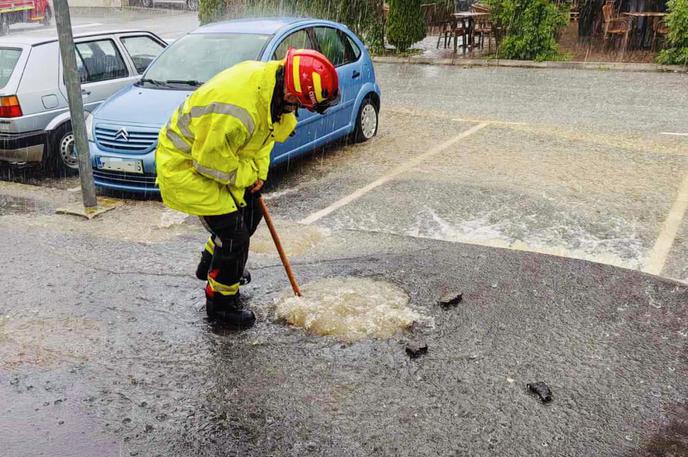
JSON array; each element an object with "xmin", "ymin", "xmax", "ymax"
[{"xmin": 143, "ymin": 33, "xmax": 271, "ymax": 87}]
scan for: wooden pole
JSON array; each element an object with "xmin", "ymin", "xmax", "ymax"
[
  {"xmin": 258, "ymin": 196, "xmax": 302, "ymax": 297},
  {"xmin": 53, "ymin": 0, "xmax": 97, "ymax": 209}
]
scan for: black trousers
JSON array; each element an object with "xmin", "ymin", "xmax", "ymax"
[{"xmin": 200, "ymin": 192, "xmax": 263, "ymax": 303}]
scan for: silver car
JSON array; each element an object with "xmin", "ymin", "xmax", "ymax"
[{"xmin": 0, "ymin": 29, "xmax": 166, "ymax": 174}]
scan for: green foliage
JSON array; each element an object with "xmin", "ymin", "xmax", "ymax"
[
  {"xmin": 486, "ymin": 0, "xmax": 568, "ymax": 61},
  {"xmin": 657, "ymin": 0, "xmax": 688, "ymax": 65},
  {"xmin": 198, "ymin": 0, "xmax": 385, "ymax": 53},
  {"xmin": 199, "ymin": 0, "xmax": 226, "ymax": 25},
  {"xmin": 386, "ymin": 0, "xmax": 427, "ymax": 52}
]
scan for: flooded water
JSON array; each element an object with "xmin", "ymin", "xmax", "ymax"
[
  {"xmin": 274, "ymin": 277, "xmax": 427, "ymax": 342},
  {"xmin": 0, "ymin": 315, "xmax": 103, "ymax": 370},
  {"xmin": 0, "ymin": 194, "xmax": 52, "ymax": 216},
  {"xmin": 250, "ymin": 221, "xmax": 329, "ymax": 256}
]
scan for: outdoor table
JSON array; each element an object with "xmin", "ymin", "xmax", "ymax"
[
  {"xmin": 452, "ymin": 11, "xmax": 490, "ymax": 54},
  {"xmin": 622, "ymin": 11, "xmax": 667, "ymax": 49}
]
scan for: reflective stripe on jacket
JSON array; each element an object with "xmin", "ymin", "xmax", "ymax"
[{"xmin": 155, "ymin": 60, "xmax": 297, "ymax": 216}]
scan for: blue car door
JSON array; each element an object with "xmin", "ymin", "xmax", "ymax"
[
  {"xmin": 312, "ymin": 26, "xmax": 365, "ymax": 138},
  {"xmin": 268, "ymin": 27, "xmax": 321, "ymax": 163}
]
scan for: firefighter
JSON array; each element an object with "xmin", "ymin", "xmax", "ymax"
[{"xmin": 155, "ymin": 49, "xmax": 340, "ymax": 328}]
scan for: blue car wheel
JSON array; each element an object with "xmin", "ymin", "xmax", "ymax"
[{"xmin": 353, "ymin": 95, "xmax": 379, "ymax": 143}]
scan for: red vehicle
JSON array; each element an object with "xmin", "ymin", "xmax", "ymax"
[{"xmin": 0, "ymin": 0, "xmax": 51, "ymax": 36}]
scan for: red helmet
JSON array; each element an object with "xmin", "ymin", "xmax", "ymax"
[{"xmin": 284, "ymin": 48, "xmax": 340, "ymax": 114}]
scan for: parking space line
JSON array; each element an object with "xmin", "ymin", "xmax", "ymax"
[
  {"xmin": 644, "ymin": 173, "xmax": 688, "ymax": 275},
  {"xmin": 300, "ymin": 122, "xmax": 490, "ymax": 225},
  {"xmin": 660, "ymin": 132, "xmax": 688, "ymax": 137},
  {"xmin": 385, "ymin": 106, "xmax": 525, "ymax": 126},
  {"xmin": 72, "ymin": 23, "xmax": 104, "ymax": 28}
]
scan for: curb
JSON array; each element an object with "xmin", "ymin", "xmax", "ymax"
[
  {"xmin": 70, "ymin": 6, "xmax": 190, "ymax": 16},
  {"xmin": 372, "ymin": 55, "xmax": 688, "ymax": 73}
]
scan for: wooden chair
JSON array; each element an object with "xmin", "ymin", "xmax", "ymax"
[
  {"xmin": 470, "ymin": 4, "xmax": 493, "ymax": 52},
  {"xmin": 602, "ymin": 2, "xmax": 632, "ymax": 55},
  {"xmin": 472, "ymin": 3, "xmax": 490, "ymax": 13},
  {"xmin": 569, "ymin": 4, "xmax": 580, "ymax": 22},
  {"xmin": 652, "ymin": 18, "xmax": 669, "ymax": 51},
  {"xmin": 436, "ymin": 5, "xmax": 461, "ymax": 49},
  {"xmin": 421, "ymin": 3, "xmax": 439, "ymax": 34}
]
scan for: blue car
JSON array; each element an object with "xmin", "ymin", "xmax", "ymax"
[{"xmin": 87, "ymin": 17, "xmax": 381, "ymax": 193}]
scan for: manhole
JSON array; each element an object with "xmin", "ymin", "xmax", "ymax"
[{"xmin": 275, "ymin": 277, "xmax": 426, "ymax": 342}]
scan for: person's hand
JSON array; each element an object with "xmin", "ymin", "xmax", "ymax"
[{"xmin": 249, "ymin": 179, "xmax": 264, "ymax": 194}]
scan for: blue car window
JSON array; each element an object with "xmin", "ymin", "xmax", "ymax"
[
  {"xmin": 273, "ymin": 29, "xmax": 315, "ymax": 60},
  {"xmin": 145, "ymin": 33, "xmax": 270, "ymax": 86},
  {"xmin": 345, "ymin": 35, "xmax": 362, "ymax": 61},
  {"xmin": 314, "ymin": 27, "xmax": 347, "ymax": 67}
]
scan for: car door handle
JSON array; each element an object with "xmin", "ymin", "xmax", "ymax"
[
  {"xmin": 82, "ymin": 90, "xmax": 91, "ymax": 96},
  {"xmin": 352, "ymin": 70, "xmax": 361, "ymax": 79}
]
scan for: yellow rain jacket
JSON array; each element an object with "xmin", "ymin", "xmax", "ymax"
[{"xmin": 155, "ymin": 60, "xmax": 297, "ymax": 216}]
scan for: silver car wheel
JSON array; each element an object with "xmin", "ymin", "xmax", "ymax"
[
  {"xmin": 360, "ymin": 103, "xmax": 378, "ymax": 140},
  {"xmin": 59, "ymin": 132, "xmax": 79, "ymax": 169}
]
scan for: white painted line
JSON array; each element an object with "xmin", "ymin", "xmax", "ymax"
[
  {"xmin": 72, "ymin": 23, "xmax": 103, "ymax": 29},
  {"xmin": 644, "ymin": 173, "xmax": 688, "ymax": 275},
  {"xmin": 300, "ymin": 122, "xmax": 490, "ymax": 225},
  {"xmin": 660, "ymin": 132, "xmax": 688, "ymax": 137},
  {"xmin": 384, "ymin": 107, "xmax": 527, "ymax": 126},
  {"xmin": 452, "ymin": 117, "xmax": 527, "ymax": 126}
]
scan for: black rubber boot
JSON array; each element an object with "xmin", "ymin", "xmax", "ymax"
[
  {"xmin": 195, "ymin": 249, "xmax": 212, "ymax": 280},
  {"xmin": 206, "ymin": 294, "xmax": 256, "ymax": 329},
  {"xmin": 240, "ymin": 269, "xmax": 251, "ymax": 286},
  {"xmin": 196, "ymin": 250, "xmax": 251, "ymax": 285}
]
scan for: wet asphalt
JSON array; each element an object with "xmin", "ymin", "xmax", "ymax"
[
  {"xmin": 1, "ymin": 186, "xmax": 687, "ymax": 456},
  {"xmin": 2, "ymin": 10, "xmax": 688, "ymax": 456}
]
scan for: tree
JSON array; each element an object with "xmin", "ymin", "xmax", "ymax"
[
  {"xmin": 386, "ymin": 0, "xmax": 426, "ymax": 52},
  {"xmin": 657, "ymin": 0, "xmax": 688, "ymax": 65},
  {"xmin": 199, "ymin": 0, "xmax": 227, "ymax": 25},
  {"xmin": 578, "ymin": 0, "xmax": 604, "ymax": 42},
  {"xmin": 199, "ymin": 0, "xmax": 385, "ymax": 52},
  {"xmin": 487, "ymin": 0, "xmax": 568, "ymax": 60}
]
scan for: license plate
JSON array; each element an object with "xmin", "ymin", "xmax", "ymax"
[{"xmin": 97, "ymin": 157, "xmax": 144, "ymax": 174}]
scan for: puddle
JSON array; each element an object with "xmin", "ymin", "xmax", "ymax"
[
  {"xmin": 0, "ymin": 315, "xmax": 104, "ymax": 369},
  {"xmin": 274, "ymin": 277, "xmax": 427, "ymax": 342},
  {"xmin": 158, "ymin": 208, "xmax": 191, "ymax": 228},
  {"xmin": 250, "ymin": 222, "xmax": 328, "ymax": 256},
  {"xmin": 0, "ymin": 195, "xmax": 52, "ymax": 216}
]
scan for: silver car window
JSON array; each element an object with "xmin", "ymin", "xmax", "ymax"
[
  {"xmin": 0, "ymin": 48, "xmax": 22, "ymax": 89},
  {"xmin": 75, "ymin": 39, "xmax": 129, "ymax": 83},
  {"xmin": 121, "ymin": 36, "xmax": 165, "ymax": 74}
]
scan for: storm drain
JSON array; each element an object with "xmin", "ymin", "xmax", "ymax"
[{"xmin": 275, "ymin": 277, "xmax": 426, "ymax": 342}]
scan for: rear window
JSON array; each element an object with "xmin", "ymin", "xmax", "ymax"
[{"xmin": 0, "ymin": 48, "xmax": 22, "ymax": 89}]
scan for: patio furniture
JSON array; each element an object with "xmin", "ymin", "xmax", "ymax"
[
  {"xmin": 436, "ymin": 4, "xmax": 463, "ymax": 50},
  {"xmin": 421, "ymin": 3, "xmax": 439, "ymax": 34},
  {"xmin": 470, "ymin": 4, "xmax": 494, "ymax": 51},
  {"xmin": 602, "ymin": 2, "xmax": 632, "ymax": 54},
  {"xmin": 569, "ymin": 4, "xmax": 580, "ymax": 22},
  {"xmin": 652, "ymin": 18, "xmax": 669, "ymax": 51},
  {"xmin": 453, "ymin": 11, "xmax": 490, "ymax": 54},
  {"xmin": 622, "ymin": 11, "xmax": 668, "ymax": 49}
]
